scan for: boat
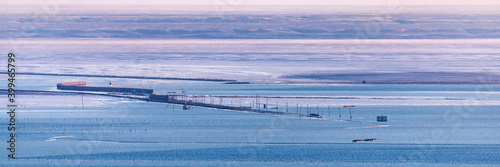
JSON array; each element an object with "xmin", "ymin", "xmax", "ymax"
[
  {"xmin": 353, "ymin": 138, "xmax": 378, "ymax": 142},
  {"xmin": 364, "ymin": 138, "xmax": 378, "ymax": 141},
  {"xmin": 308, "ymin": 113, "xmax": 323, "ymax": 118}
]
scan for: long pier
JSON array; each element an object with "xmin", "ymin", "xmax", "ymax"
[
  {"xmin": 148, "ymin": 94, "xmax": 324, "ymax": 119},
  {"xmin": 8, "ymin": 89, "xmax": 323, "ymax": 119},
  {"xmin": 46, "ymin": 81, "xmax": 325, "ymax": 119},
  {"xmin": 25, "ymin": 82, "xmax": 325, "ymax": 119}
]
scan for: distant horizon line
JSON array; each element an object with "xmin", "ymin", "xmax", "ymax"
[{"xmin": 3, "ymin": 4, "xmax": 500, "ymax": 6}]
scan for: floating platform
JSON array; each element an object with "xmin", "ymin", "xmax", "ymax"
[{"xmin": 377, "ymin": 116, "xmax": 388, "ymax": 122}]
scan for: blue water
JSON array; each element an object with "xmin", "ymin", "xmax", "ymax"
[
  {"xmin": 14, "ymin": 144, "xmax": 500, "ymax": 166},
  {"xmin": 1, "ymin": 75, "xmax": 500, "ymax": 166},
  {"xmin": 12, "ymin": 75, "xmax": 500, "ymax": 98}
]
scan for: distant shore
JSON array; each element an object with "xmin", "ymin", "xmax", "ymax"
[
  {"xmin": 279, "ymin": 72, "xmax": 500, "ymax": 84},
  {"xmin": 8, "ymin": 72, "xmax": 500, "ymax": 85},
  {"xmin": 2, "ymin": 72, "xmax": 235, "ymax": 82}
]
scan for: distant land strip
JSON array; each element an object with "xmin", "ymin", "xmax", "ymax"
[
  {"xmin": 280, "ymin": 72, "xmax": 500, "ymax": 84},
  {"xmin": 2, "ymin": 72, "xmax": 235, "ymax": 82}
]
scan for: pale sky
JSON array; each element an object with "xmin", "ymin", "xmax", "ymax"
[{"xmin": 3, "ymin": 0, "xmax": 500, "ymax": 5}]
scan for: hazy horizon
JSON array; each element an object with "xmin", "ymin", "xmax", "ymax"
[{"xmin": 3, "ymin": 0, "xmax": 500, "ymax": 5}]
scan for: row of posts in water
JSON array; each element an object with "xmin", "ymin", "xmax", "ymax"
[{"xmin": 176, "ymin": 95, "xmax": 354, "ymax": 119}]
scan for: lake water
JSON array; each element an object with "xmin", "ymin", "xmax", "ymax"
[
  {"xmin": 3, "ymin": 5, "xmax": 500, "ymax": 166},
  {"xmin": 1, "ymin": 75, "xmax": 499, "ymax": 166}
]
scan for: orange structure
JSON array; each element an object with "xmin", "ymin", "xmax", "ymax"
[{"xmin": 60, "ymin": 81, "xmax": 87, "ymax": 86}]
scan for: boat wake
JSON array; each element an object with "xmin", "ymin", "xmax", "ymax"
[
  {"xmin": 46, "ymin": 136, "xmax": 74, "ymax": 141},
  {"xmin": 345, "ymin": 125, "xmax": 390, "ymax": 129}
]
